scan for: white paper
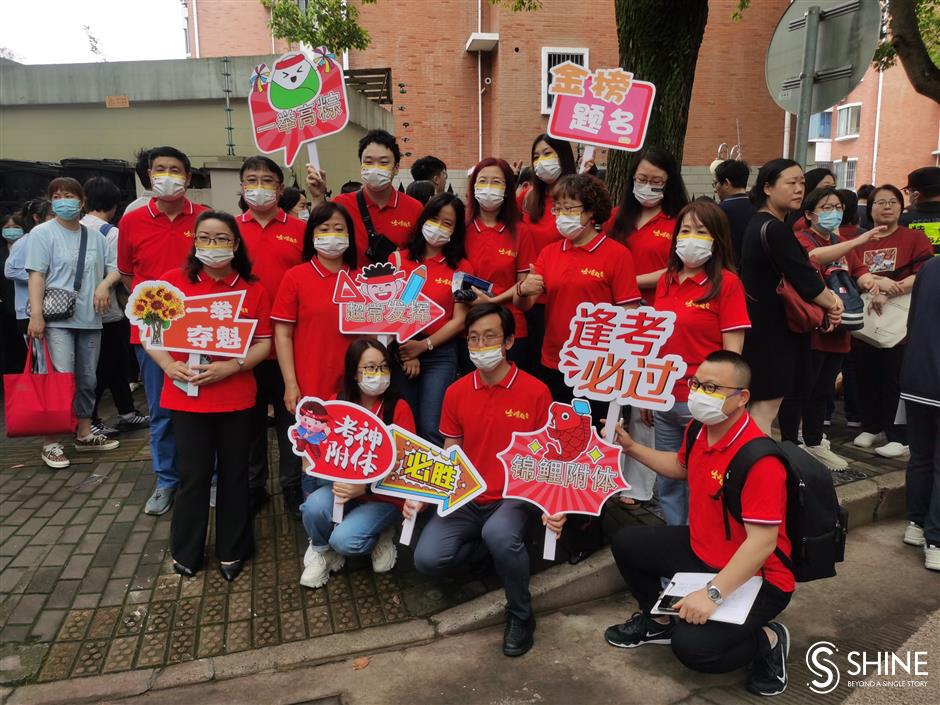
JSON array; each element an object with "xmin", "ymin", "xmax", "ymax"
[
  {"xmin": 619, "ymin": 410, "xmax": 656, "ymax": 501},
  {"xmin": 332, "ymin": 496, "xmax": 344, "ymax": 524},
  {"xmin": 186, "ymin": 353, "xmax": 200, "ymax": 397},
  {"xmin": 543, "ymin": 526, "xmax": 557, "ymax": 561},
  {"xmin": 603, "ymin": 401, "xmax": 620, "ymax": 444},
  {"xmin": 399, "ymin": 514, "xmax": 416, "ymax": 546},
  {"xmin": 306, "ymin": 142, "xmax": 321, "ymax": 172},
  {"xmin": 651, "ymin": 572, "xmax": 762, "ymax": 625}
]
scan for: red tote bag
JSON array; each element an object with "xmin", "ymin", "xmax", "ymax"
[{"xmin": 4, "ymin": 339, "xmax": 76, "ymax": 438}]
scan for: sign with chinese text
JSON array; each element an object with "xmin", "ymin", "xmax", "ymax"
[
  {"xmin": 289, "ymin": 397, "xmax": 396, "ymax": 484},
  {"xmin": 547, "ymin": 62, "xmax": 656, "ymax": 153},
  {"xmin": 558, "ymin": 304, "xmax": 687, "ymax": 410},
  {"xmin": 333, "ymin": 262, "xmax": 446, "ymax": 343},
  {"xmin": 371, "ymin": 426, "xmax": 485, "ymax": 515},
  {"xmin": 496, "ymin": 400, "xmax": 628, "ymax": 517},
  {"xmin": 126, "ymin": 281, "xmax": 257, "ymax": 358},
  {"xmin": 248, "ymin": 46, "xmax": 350, "ymax": 165}
]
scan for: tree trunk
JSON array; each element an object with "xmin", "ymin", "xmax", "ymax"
[
  {"xmin": 889, "ymin": 0, "xmax": 940, "ymax": 104},
  {"xmin": 606, "ymin": 0, "xmax": 709, "ymax": 203}
]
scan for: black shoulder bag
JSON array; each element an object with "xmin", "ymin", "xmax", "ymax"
[
  {"xmin": 358, "ymin": 190, "xmax": 398, "ymax": 264},
  {"xmin": 26, "ymin": 225, "xmax": 89, "ymax": 322}
]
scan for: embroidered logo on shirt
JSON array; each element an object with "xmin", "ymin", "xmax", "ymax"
[
  {"xmin": 391, "ymin": 219, "xmax": 412, "ymax": 228},
  {"xmin": 580, "ymin": 267, "xmax": 605, "ymax": 279},
  {"xmin": 184, "ymin": 230, "xmax": 193, "ymax": 239},
  {"xmin": 498, "ymin": 248, "xmax": 517, "ymax": 258},
  {"xmin": 653, "ymin": 229, "xmax": 672, "ymax": 240},
  {"xmin": 505, "ymin": 409, "xmax": 530, "ymax": 420},
  {"xmin": 275, "ymin": 234, "xmax": 298, "ymax": 245},
  {"xmin": 434, "ymin": 277, "xmax": 452, "ymax": 286},
  {"xmin": 685, "ymin": 300, "xmax": 711, "ymax": 310},
  {"xmin": 710, "ymin": 469, "xmax": 724, "ymax": 486}
]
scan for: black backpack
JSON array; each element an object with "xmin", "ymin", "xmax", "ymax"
[
  {"xmin": 825, "ymin": 266, "xmax": 864, "ymax": 331},
  {"xmin": 684, "ymin": 420, "xmax": 848, "ymax": 582}
]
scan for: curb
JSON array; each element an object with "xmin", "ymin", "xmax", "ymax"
[{"xmin": 1, "ymin": 469, "xmax": 906, "ymax": 705}]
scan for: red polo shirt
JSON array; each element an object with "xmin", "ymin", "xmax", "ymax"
[
  {"xmin": 394, "ymin": 251, "xmax": 472, "ymax": 337},
  {"xmin": 603, "ymin": 208, "xmax": 676, "ymax": 303},
  {"xmin": 157, "ymin": 268, "xmax": 271, "ymax": 414},
  {"xmin": 465, "ymin": 219, "xmax": 535, "ymax": 338},
  {"xmin": 118, "ymin": 198, "xmax": 208, "ymax": 344},
  {"xmin": 333, "ymin": 189, "xmax": 424, "ymax": 264},
  {"xmin": 534, "ymin": 233, "xmax": 641, "ymax": 369},
  {"xmin": 520, "ymin": 193, "xmax": 561, "ymax": 258},
  {"xmin": 654, "ymin": 270, "xmax": 750, "ymax": 401},
  {"xmin": 440, "ymin": 364, "xmax": 552, "ymax": 504},
  {"xmin": 678, "ymin": 413, "xmax": 794, "ymax": 593},
  {"xmin": 271, "ymin": 259, "xmax": 356, "ymax": 398},
  {"xmin": 237, "ymin": 209, "xmax": 305, "ymax": 303}
]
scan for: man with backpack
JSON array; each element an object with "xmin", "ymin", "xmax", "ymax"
[{"xmin": 603, "ymin": 351, "xmax": 796, "ymax": 696}]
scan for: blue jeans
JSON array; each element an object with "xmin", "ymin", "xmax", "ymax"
[
  {"xmin": 301, "ymin": 473, "xmax": 330, "ymax": 499},
  {"xmin": 135, "ymin": 345, "xmax": 177, "ymax": 490},
  {"xmin": 653, "ymin": 402, "xmax": 692, "ymax": 526},
  {"xmin": 301, "ymin": 485, "xmax": 399, "ymax": 555},
  {"xmin": 397, "ymin": 340, "xmax": 457, "ymax": 446},
  {"xmin": 44, "ymin": 328, "xmax": 101, "ymax": 420}
]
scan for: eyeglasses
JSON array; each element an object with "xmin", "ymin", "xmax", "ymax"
[
  {"xmin": 815, "ymin": 205, "xmax": 845, "ymax": 213},
  {"xmin": 687, "ymin": 378, "xmax": 745, "ymax": 394},
  {"xmin": 467, "ymin": 334, "xmax": 504, "ymax": 346},
  {"xmin": 358, "ymin": 363, "xmax": 390, "ymax": 374},
  {"xmin": 242, "ymin": 177, "xmax": 279, "ymax": 188},
  {"xmin": 550, "ymin": 206, "xmax": 584, "ymax": 215},
  {"xmin": 634, "ymin": 176, "xmax": 666, "ymax": 187},
  {"xmin": 872, "ymin": 199, "xmax": 900, "ymax": 208},
  {"xmin": 195, "ymin": 235, "xmax": 235, "ymax": 246}
]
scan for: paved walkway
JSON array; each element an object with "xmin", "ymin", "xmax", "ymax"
[{"xmin": 0, "ymin": 391, "xmax": 908, "ymax": 688}]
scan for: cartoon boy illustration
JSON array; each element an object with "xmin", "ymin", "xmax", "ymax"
[
  {"xmin": 291, "ymin": 400, "xmax": 332, "ymax": 459},
  {"xmin": 356, "ymin": 262, "xmax": 407, "ymax": 303},
  {"xmin": 269, "ymin": 52, "xmax": 321, "ymax": 111}
]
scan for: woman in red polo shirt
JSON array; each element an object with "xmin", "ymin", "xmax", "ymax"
[
  {"xmin": 272, "ymin": 202, "xmax": 358, "ymax": 428},
  {"xmin": 393, "ymin": 193, "xmax": 472, "ymax": 446},
  {"xmin": 650, "ymin": 201, "xmax": 750, "ymax": 525},
  {"xmin": 299, "ymin": 338, "xmax": 415, "ymax": 589},
  {"xmin": 604, "ymin": 146, "xmax": 689, "ymax": 304},
  {"xmin": 464, "ymin": 157, "xmax": 535, "ymax": 371},
  {"xmin": 147, "ymin": 211, "xmax": 272, "ymax": 582}
]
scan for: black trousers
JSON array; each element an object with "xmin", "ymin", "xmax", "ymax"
[
  {"xmin": 779, "ymin": 349, "xmax": 844, "ymax": 446},
  {"xmin": 852, "ymin": 341, "xmax": 906, "ymax": 443},
  {"xmin": 170, "ymin": 409, "xmax": 253, "ymax": 569},
  {"xmin": 247, "ymin": 359, "xmax": 302, "ymax": 492},
  {"xmin": 93, "ymin": 319, "xmax": 135, "ymax": 417},
  {"xmin": 1, "ymin": 314, "xmax": 26, "ymax": 375},
  {"xmin": 611, "ymin": 525, "xmax": 792, "ymax": 674},
  {"xmin": 522, "ymin": 303, "xmax": 546, "ymax": 378}
]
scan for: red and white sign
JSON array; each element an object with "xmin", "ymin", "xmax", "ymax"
[
  {"xmin": 333, "ymin": 262, "xmax": 445, "ymax": 343},
  {"xmin": 547, "ymin": 62, "xmax": 656, "ymax": 153},
  {"xmin": 248, "ymin": 46, "xmax": 350, "ymax": 165}
]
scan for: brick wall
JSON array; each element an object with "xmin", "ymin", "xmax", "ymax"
[{"xmin": 186, "ymin": 0, "xmax": 287, "ymax": 58}]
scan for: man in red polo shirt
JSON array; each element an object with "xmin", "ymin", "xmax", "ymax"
[
  {"xmin": 118, "ymin": 146, "xmax": 208, "ymax": 516},
  {"xmin": 406, "ymin": 305, "xmax": 564, "ymax": 658},
  {"xmin": 235, "ymin": 156, "xmax": 305, "ymax": 515},
  {"xmin": 604, "ymin": 351, "xmax": 794, "ymax": 697},
  {"xmin": 306, "ymin": 129, "xmax": 423, "ymax": 263}
]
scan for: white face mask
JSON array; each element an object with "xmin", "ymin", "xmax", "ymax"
[
  {"xmin": 422, "ymin": 221, "xmax": 452, "ymax": 247},
  {"xmin": 688, "ymin": 388, "xmax": 737, "ymax": 425},
  {"xmin": 534, "ymin": 157, "xmax": 562, "ymax": 184},
  {"xmin": 675, "ymin": 236, "xmax": 713, "ymax": 268},
  {"xmin": 358, "ymin": 372, "xmax": 391, "ymax": 397},
  {"xmin": 555, "ymin": 214, "xmax": 586, "ymax": 239},
  {"xmin": 296, "ymin": 209, "xmax": 309, "ymax": 221},
  {"xmin": 474, "ymin": 185, "xmax": 505, "ymax": 211},
  {"xmin": 195, "ymin": 247, "xmax": 235, "ymax": 269},
  {"xmin": 361, "ymin": 165, "xmax": 393, "ymax": 190},
  {"xmin": 633, "ymin": 182, "xmax": 664, "ymax": 207},
  {"xmin": 314, "ymin": 233, "xmax": 349, "ymax": 258},
  {"xmin": 244, "ymin": 188, "xmax": 278, "ymax": 209},
  {"xmin": 151, "ymin": 173, "xmax": 186, "ymax": 201},
  {"xmin": 468, "ymin": 345, "xmax": 504, "ymax": 371}
]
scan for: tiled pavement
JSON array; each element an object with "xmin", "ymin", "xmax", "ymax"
[{"xmin": 0, "ymin": 392, "xmax": 905, "ymax": 686}]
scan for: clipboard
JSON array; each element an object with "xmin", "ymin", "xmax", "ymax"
[{"xmin": 651, "ymin": 572, "xmax": 763, "ymax": 625}]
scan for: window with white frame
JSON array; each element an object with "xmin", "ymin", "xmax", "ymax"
[
  {"xmin": 836, "ymin": 104, "xmax": 861, "ymax": 139},
  {"xmin": 809, "ymin": 111, "xmax": 832, "ymax": 140},
  {"xmin": 833, "ymin": 159, "xmax": 858, "ymax": 190},
  {"xmin": 541, "ymin": 47, "xmax": 589, "ymax": 115}
]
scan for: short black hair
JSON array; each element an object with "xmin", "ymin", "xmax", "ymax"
[
  {"xmin": 802, "ymin": 186, "xmax": 843, "ymax": 216},
  {"xmin": 702, "ymin": 349, "xmax": 751, "ymax": 388},
  {"xmin": 279, "ymin": 187, "xmax": 305, "ymax": 212},
  {"xmin": 240, "ymin": 156, "xmax": 284, "ymax": 182},
  {"xmin": 148, "ymin": 146, "xmax": 192, "ymax": 174},
  {"xmin": 405, "ymin": 180, "xmax": 436, "ymax": 205},
  {"xmin": 134, "ymin": 147, "xmax": 153, "ymax": 189},
  {"xmin": 410, "ymin": 156, "xmax": 446, "ymax": 182},
  {"xmin": 866, "ymin": 184, "xmax": 905, "ymax": 223},
  {"xmin": 749, "ymin": 158, "xmax": 801, "ymax": 207},
  {"xmin": 838, "ymin": 189, "xmax": 858, "ymax": 225},
  {"xmin": 804, "ymin": 167, "xmax": 835, "ymax": 193},
  {"xmin": 714, "ymin": 159, "xmax": 750, "ymax": 189},
  {"xmin": 340, "ymin": 181, "xmax": 362, "ymax": 194},
  {"xmin": 465, "ymin": 303, "xmax": 515, "ymax": 339},
  {"xmin": 82, "ymin": 177, "xmax": 121, "ymax": 213},
  {"xmin": 357, "ymin": 129, "xmax": 401, "ymax": 165},
  {"xmin": 856, "ymin": 184, "xmax": 875, "ymax": 201}
]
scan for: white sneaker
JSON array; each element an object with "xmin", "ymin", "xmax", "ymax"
[
  {"xmin": 299, "ymin": 548, "xmax": 344, "ymax": 588},
  {"xmin": 804, "ymin": 443, "xmax": 849, "ymax": 471},
  {"xmin": 853, "ymin": 431, "xmax": 885, "ymax": 448},
  {"xmin": 904, "ymin": 522, "xmax": 925, "ymax": 547},
  {"xmin": 41, "ymin": 443, "xmax": 70, "ymax": 469},
  {"xmin": 370, "ymin": 527, "xmax": 397, "ymax": 574},
  {"xmin": 875, "ymin": 442, "xmax": 909, "ymax": 458},
  {"xmin": 303, "ymin": 541, "xmax": 316, "ymax": 568},
  {"xmin": 925, "ymin": 545, "xmax": 940, "ymax": 572}
]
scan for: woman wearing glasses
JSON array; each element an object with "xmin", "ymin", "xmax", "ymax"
[
  {"xmin": 299, "ymin": 339, "xmax": 415, "ymax": 589},
  {"xmin": 847, "ymin": 185, "xmax": 933, "ymax": 459},
  {"xmin": 147, "ymin": 211, "xmax": 272, "ymax": 582},
  {"xmin": 604, "ymin": 146, "xmax": 690, "ymax": 303}
]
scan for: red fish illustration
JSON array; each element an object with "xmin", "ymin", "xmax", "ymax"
[{"xmin": 544, "ymin": 402, "xmax": 592, "ymax": 461}]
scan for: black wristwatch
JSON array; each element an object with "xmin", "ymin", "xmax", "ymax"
[{"xmin": 706, "ymin": 581, "xmax": 724, "ymax": 606}]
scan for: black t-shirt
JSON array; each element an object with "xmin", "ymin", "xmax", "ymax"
[
  {"xmin": 720, "ymin": 194, "xmax": 757, "ymax": 267},
  {"xmin": 900, "ymin": 201, "xmax": 940, "ymax": 255}
]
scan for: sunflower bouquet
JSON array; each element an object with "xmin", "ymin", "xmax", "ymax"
[{"xmin": 126, "ymin": 281, "xmax": 186, "ymax": 347}]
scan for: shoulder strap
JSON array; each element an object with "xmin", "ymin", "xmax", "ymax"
[
  {"xmin": 759, "ymin": 220, "xmax": 781, "ymax": 276},
  {"xmin": 356, "ymin": 189, "xmax": 378, "ymax": 241},
  {"xmin": 99, "ymin": 223, "xmax": 114, "ymax": 236},
  {"xmin": 717, "ymin": 436, "xmax": 783, "ymax": 538},
  {"xmin": 73, "ymin": 225, "xmax": 89, "ymax": 292},
  {"xmin": 682, "ymin": 419, "xmax": 703, "ymax": 463}
]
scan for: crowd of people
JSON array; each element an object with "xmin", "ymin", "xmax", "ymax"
[{"xmin": 1, "ymin": 129, "xmax": 938, "ymax": 697}]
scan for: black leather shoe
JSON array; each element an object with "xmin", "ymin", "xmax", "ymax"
[
  {"xmin": 173, "ymin": 561, "xmax": 196, "ymax": 578},
  {"xmin": 503, "ymin": 614, "xmax": 535, "ymax": 657},
  {"xmin": 219, "ymin": 560, "xmax": 244, "ymax": 582}
]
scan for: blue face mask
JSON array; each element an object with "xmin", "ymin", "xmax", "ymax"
[
  {"xmin": 2, "ymin": 227, "xmax": 24, "ymax": 242},
  {"xmin": 52, "ymin": 198, "xmax": 81, "ymax": 221},
  {"xmin": 816, "ymin": 210, "xmax": 843, "ymax": 232}
]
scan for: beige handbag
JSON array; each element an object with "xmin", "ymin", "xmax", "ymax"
[{"xmin": 851, "ymin": 292, "xmax": 911, "ymax": 348}]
